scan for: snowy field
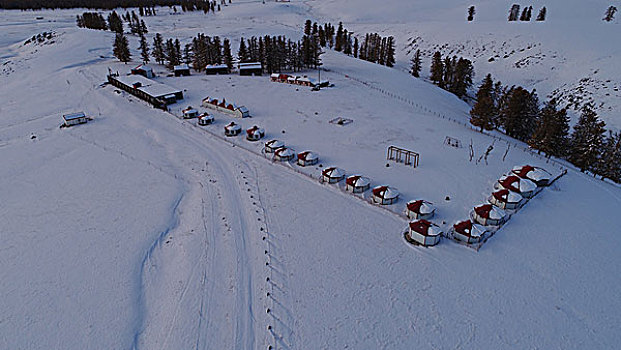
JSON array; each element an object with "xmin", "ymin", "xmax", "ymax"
[{"xmin": 1, "ymin": 2, "xmax": 621, "ymax": 349}]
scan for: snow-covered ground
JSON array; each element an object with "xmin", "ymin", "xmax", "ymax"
[{"xmin": 1, "ymin": 2, "xmax": 620, "ymax": 349}]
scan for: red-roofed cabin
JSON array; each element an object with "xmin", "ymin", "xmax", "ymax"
[
  {"xmin": 297, "ymin": 151, "xmax": 319, "ymax": 167},
  {"xmin": 488, "ymin": 189, "xmax": 524, "ymax": 210},
  {"xmin": 496, "ymin": 174, "xmax": 537, "ymax": 198},
  {"xmin": 224, "ymin": 122, "xmax": 241, "ymax": 136},
  {"xmin": 512, "ymin": 165, "xmax": 553, "ymax": 187},
  {"xmin": 372, "ymin": 186, "xmax": 399, "ymax": 205},
  {"xmin": 452, "ymin": 220, "xmax": 487, "ymax": 244},
  {"xmin": 345, "ymin": 175, "xmax": 370, "ymax": 193},
  {"xmin": 322, "ymin": 167, "xmax": 345, "ymax": 183},
  {"xmin": 406, "ymin": 200, "xmax": 436, "ymax": 220},
  {"xmin": 406, "ymin": 219, "xmax": 442, "ymax": 246},
  {"xmin": 471, "ymin": 204, "xmax": 507, "ymax": 226},
  {"xmin": 246, "ymin": 125, "xmax": 265, "ymax": 141},
  {"xmin": 274, "ymin": 147, "xmax": 295, "ymax": 161}
]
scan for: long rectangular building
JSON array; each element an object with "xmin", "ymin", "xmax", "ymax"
[{"xmin": 107, "ymin": 74, "xmax": 183, "ymax": 109}]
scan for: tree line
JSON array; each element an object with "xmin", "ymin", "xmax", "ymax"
[
  {"xmin": 0, "ymin": 0, "xmax": 180, "ymax": 10},
  {"xmin": 470, "ymin": 74, "xmax": 621, "ymax": 183},
  {"xmin": 418, "ymin": 51, "xmax": 474, "ymax": 100},
  {"xmin": 508, "ymin": 4, "xmax": 547, "ymax": 21}
]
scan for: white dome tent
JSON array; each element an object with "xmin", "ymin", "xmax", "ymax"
[
  {"xmin": 224, "ymin": 122, "xmax": 241, "ymax": 136},
  {"xmin": 322, "ymin": 167, "xmax": 345, "ymax": 183},
  {"xmin": 496, "ymin": 174, "xmax": 537, "ymax": 198},
  {"xmin": 197, "ymin": 113, "xmax": 214, "ymax": 125},
  {"xmin": 406, "ymin": 200, "xmax": 436, "ymax": 220},
  {"xmin": 297, "ymin": 151, "xmax": 319, "ymax": 167},
  {"xmin": 405, "ymin": 219, "xmax": 442, "ymax": 246},
  {"xmin": 512, "ymin": 165, "xmax": 553, "ymax": 187},
  {"xmin": 471, "ymin": 204, "xmax": 507, "ymax": 226},
  {"xmin": 451, "ymin": 220, "xmax": 488, "ymax": 244},
  {"xmin": 488, "ymin": 189, "xmax": 524, "ymax": 210},
  {"xmin": 345, "ymin": 175, "xmax": 371, "ymax": 193},
  {"xmin": 274, "ymin": 147, "xmax": 295, "ymax": 161},
  {"xmin": 182, "ymin": 107, "xmax": 199, "ymax": 119},
  {"xmin": 246, "ymin": 125, "xmax": 265, "ymax": 141},
  {"xmin": 265, "ymin": 139, "xmax": 285, "ymax": 153},
  {"xmin": 372, "ymin": 185, "xmax": 400, "ymax": 205}
]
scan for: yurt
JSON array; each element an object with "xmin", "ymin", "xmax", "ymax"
[
  {"xmin": 322, "ymin": 167, "xmax": 345, "ymax": 183},
  {"xmin": 471, "ymin": 204, "xmax": 507, "ymax": 226},
  {"xmin": 224, "ymin": 122, "xmax": 241, "ymax": 136},
  {"xmin": 406, "ymin": 219, "xmax": 442, "ymax": 246},
  {"xmin": 182, "ymin": 107, "xmax": 199, "ymax": 119},
  {"xmin": 451, "ymin": 220, "xmax": 487, "ymax": 244},
  {"xmin": 406, "ymin": 200, "xmax": 436, "ymax": 220},
  {"xmin": 488, "ymin": 189, "xmax": 524, "ymax": 210},
  {"xmin": 197, "ymin": 113, "xmax": 214, "ymax": 125},
  {"xmin": 265, "ymin": 139, "xmax": 285, "ymax": 153},
  {"xmin": 297, "ymin": 151, "xmax": 319, "ymax": 166},
  {"xmin": 496, "ymin": 174, "xmax": 537, "ymax": 198},
  {"xmin": 512, "ymin": 165, "xmax": 553, "ymax": 187},
  {"xmin": 246, "ymin": 125, "xmax": 265, "ymax": 141},
  {"xmin": 372, "ymin": 186, "xmax": 400, "ymax": 205},
  {"xmin": 274, "ymin": 147, "xmax": 295, "ymax": 161},
  {"xmin": 345, "ymin": 175, "xmax": 371, "ymax": 193}
]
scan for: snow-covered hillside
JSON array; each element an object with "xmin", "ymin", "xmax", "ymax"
[{"xmin": 1, "ymin": 2, "xmax": 620, "ymax": 349}]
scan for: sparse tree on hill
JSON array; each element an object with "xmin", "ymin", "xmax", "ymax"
[
  {"xmin": 353, "ymin": 37, "xmax": 359, "ymax": 58},
  {"xmin": 536, "ymin": 7, "xmax": 547, "ymax": 21},
  {"xmin": 467, "ymin": 6, "xmax": 475, "ymax": 21},
  {"xmin": 598, "ymin": 131, "xmax": 621, "ymax": 182},
  {"xmin": 113, "ymin": 32, "xmax": 131, "ymax": 63},
  {"xmin": 223, "ymin": 38, "xmax": 233, "ymax": 71},
  {"xmin": 509, "ymin": 4, "xmax": 520, "ymax": 21},
  {"xmin": 152, "ymin": 33, "xmax": 165, "ymax": 64},
  {"xmin": 385, "ymin": 36, "xmax": 396, "ymax": 67},
  {"xmin": 501, "ymin": 87, "xmax": 539, "ymax": 141},
  {"xmin": 604, "ymin": 6, "xmax": 617, "ymax": 22},
  {"xmin": 108, "ymin": 11, "xmax": 123, "ymax": 33},
  {"xmin": 238, "ymin": 37, "xmax": 249, "ymax": 62}
]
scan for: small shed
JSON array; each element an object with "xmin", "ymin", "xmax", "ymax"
[
  {"xmin": 452, "ymin": 220, "xmax": 487, "ymax": 244},
  {"xmin": 265, "ymin": 139, "xmax": 285, "ymax": 153},
  {"xmin": 238, "ymin": 62, "xmax": 262, "ymax": 76},
  {"xmin": 205, "ymin": 64, "xmax": 230, "ymax": 75},
  {"xmin": 131, "ymin": 64, "xmax": 154, "ymax": 78},
  {"xmin": 322, "ymin": 167, "xmax": 345, "ymax": 183},
  {"xmin": 224, "ymin": 122, "xmax": 241, "ymax": 136},
  {"xmin": 183, "ymin": 107, "xmax": 199, "ymax": 119},
  {"xmin": 512, "ymin": 165, "xmax": 552, "ymax": 187},
  {"xmin": 406, "ymin": 200, "xmax": 436, "ymax": 220},
  {"xmin": 274, "ymin": 147, "xmax": 295, "ymax": 162},
  {"xmin": 496, "ymin": 174, "xmax": 537, "ymax": 198},
  {"xmin": 197, "ymin": 113, "xmax": 214, "ymax": 125},
  {"xmin": 345, "ymin": 175, "xmax": 371, "ymax": 193},
  {"xmin": 174, "ymin": 64, "xmax": 191, "ymax": 76},
  {"xmin": 472, "ymin": 204, "xmax": 507, "ymax": 226},
  {"xmin": 372, "ymin": 186, "xmax": 400, "ymax": 205},
  {"xmin": 62, "ymin": 112, "xmax": 88, "ymax": 126},
  {"xmin": 297, "ymin": 151, "xmax": 319, "ymax": 166},
  {"xmin": 246, "ymin": 125, "xmax": 265, "ymax": 141},
  {"xmin": 406, "ymin": 219, "xmax": 442, "ymax": 246},
  {"xmin": 488, "ymin": 189, "xmax": 524, "ymax": 210}
]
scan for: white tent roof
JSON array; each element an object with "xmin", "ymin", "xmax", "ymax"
[
  {"xmin": 276, "ymin": 147, "xmax": 294, "ymax": 157},
  {"xmin": 374, "ymin": 186, "xmax": 399, "ymax": 199},
  {"xmin": 183, "ymin": 108, "xmax": 198, "ymax": 114},
  {"xmin": 512, "ymin": 165, "xmax": 553, "ymax": 183},
  {"xmin": 266, "ymin": 139, "xmax": 284, "ymax": 149},
  {"xmin": 325, "ymin": 167, "xmax": 345, "ymax": 179},
  {"xmin": 407, "ymin": 200, "xmax": 435, "ymax": 214},
  {"xmin": 300, "ymin": 151, "xmax": 318, "ymax": 161},
  {"xmin": 225, "ymin": 123, "xmax": 241, "ymax": 131},
  {"xmin": 499, "ymin": 174, "xmax": 537, "ymax": 193},
  {"xmin": 348, "ymin": 175, "xmax": 370, "ymax": 188}
]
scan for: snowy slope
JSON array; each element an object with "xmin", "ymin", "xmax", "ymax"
[{"xmin": 1, "ymin": 3, "xmax": 620, "ymax": 350}]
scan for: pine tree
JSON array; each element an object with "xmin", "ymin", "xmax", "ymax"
[
  {"xmin": 238, "ymin": 37, "xmax": 249, "ymax": 62},
  {"xmin": 598, "ymin": 131, "xmax": 621, "ymax": 182},
  {"xmin": 526, "ymin": 6, "xmax": 533, "ymax": 21},
  {"xmin": 140, "ymin": 20, "xmax": 148, "ymax": 34},
  {"xmin": 569, "ymin": 104, "xmax": 607, "ymax": 172},
  {"xmin": 430, "ymin": 51, "xmax": 444, "ymax": 87},
  {"xmin": 113, "ymin": 32, "xmax": 131, "ymax": 63},
  {"xmin": 509, "ymin": 4, "xmax": 520, "ymax": 21},
  {"xmin": 138, "ymin": 32, "xmax": 150, "ymax": 63},
  {"xmin": 451, "ymin": 57, "xmax": 474, "ymax": 98},
  {"xmin": 536, "ymin": 7, "xmax": 547, "ymax": 21},
  {"xmin": 223, "ymin": 38, "xmax": 233, "ymax": 72},
  {"xmin": 353, "ymin": 37, "xmax": 359, "ymax": 58},
  {"xmin": 108, "ymin": 11, "xmax": 123, "ymax": 33},
  {"xmin": 501, "ymin": 87, "xmax": 539, "ymax": 141},
  {"xmin": 385, "ymin": 36, "xmax": 395, "ymax": 67},
  {"xmin": 410, "ymin": 49, "xmax": 422, "ymax": 77},
  {"xmin": 183, "ymin": 43, "xmax": 192, "ymax": 64},
  {"xmin": 470, "ymin": 74, "xmax": 497, "ymax": 131},
  {"xmin": 335, "ymin": 22, "xmax": 343, "ymax": 52},
  {"xmin": 304, "ymin": 19, "xmax": 312, "ymax": 36},
  {"xmin": 467, "ymin": 6, "xmax": 475, "ymax": 21},
  {"xmin": 519, "ymin": 7, "xmax": 528, "ymax": 21},
  {"xmin": 528, "ymin": 99, "xmax": 569, "ymax": 157},
  {"xmin": 152, "ymin": 33, "xmax": 165, "ymax": 64}
]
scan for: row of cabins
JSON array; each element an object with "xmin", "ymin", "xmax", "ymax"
[
  {"xmin": 264, "ymin": 139, "xmax": 319, "ymax": 164},
  {"xmin": 108, "ymin": 74, "xmax": 183, "ymax": 109},
  {"xmin": 321, "ymin": 167, "xmax": 406, "ymax": 205},
  {"xmin": 270, "ymin": 73, "xmax": 329, "ymax": 88},
  {"xmin": 453, "ymin": 165, "xmax": 553, "ymax": 245},
  {"xmin": 202, "ymin": 97, "xmax": 250, "ymax": 118},
  {"xmin": 131, "ymin": 62, "xmax": 261, "ymax": 77}
]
